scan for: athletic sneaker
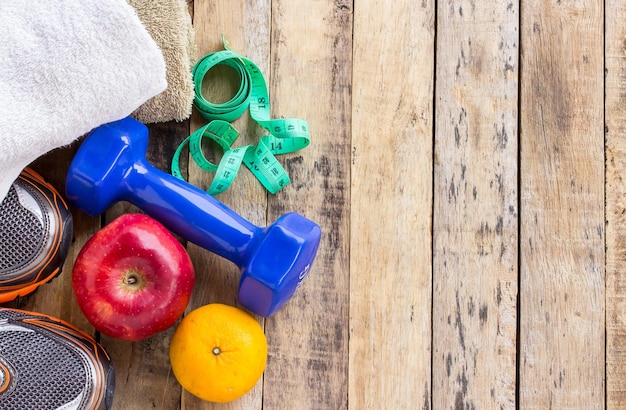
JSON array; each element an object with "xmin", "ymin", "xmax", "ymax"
[
  {"xmin": 0, "ymin": 168, "xmax": 73, "ymax": 303},
  {"xmin": 0, "ymin": 308, "xmax": 115, "ymax": 409}
]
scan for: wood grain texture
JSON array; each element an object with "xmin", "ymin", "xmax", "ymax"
[
  {"xmin": 262, "ymin": 1, "xmax": 351, "ymax": 409},
  {"xmin": 184, "ymin": 1, "xmax": 270, "ymax": 409},
  {"xmin": 350, "ymin": 1, "xmax": 434, "ymax": 408},
  {"xmin": 605, "ymin": 1, "xmax": 626, "ymax": 408},
  {"xmin": 519, "ymin": 1, "xmax": 605, "ymax": 407},
  {"xmin": 432, "ymin": 1, "xmax": 519, "ymax": 409}
]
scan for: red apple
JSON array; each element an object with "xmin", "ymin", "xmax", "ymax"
[{"xmin": 72, "ymin": 213, "xmax": 195, "ymax": 341}]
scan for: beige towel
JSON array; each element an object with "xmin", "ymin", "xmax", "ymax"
[{"xmin": 128, "ymin": 0, "xmax": 197, "ymax": 123}]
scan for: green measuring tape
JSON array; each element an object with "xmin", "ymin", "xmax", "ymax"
[{"xmin": 171, "ymin": 42, "xmax": 310, "ymax": 195}]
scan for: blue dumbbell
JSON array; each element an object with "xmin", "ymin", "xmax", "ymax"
[{"xmin": 65, "ymin": 117, "xmax": 321, "ymax": 317}]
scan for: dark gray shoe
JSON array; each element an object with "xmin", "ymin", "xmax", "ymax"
[
  {"xmin": 0, "ymin": 308, "xmax": 115, "ymax": 409},
  {"xmin": 0, "ymin": 168, "xmax": 72, "ymax": 303}
]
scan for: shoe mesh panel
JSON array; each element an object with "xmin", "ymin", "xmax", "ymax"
[
  {"xmin": 0, "ymin": 318, "xmax": 86, "ymax": 409},
  {"xmin": 0, "ymin": 185, "xmax": 45, "ymax": 273}
]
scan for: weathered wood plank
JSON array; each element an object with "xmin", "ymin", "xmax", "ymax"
[
  {"xmin": 432, "ymin": 1, "xmax": 519, "ymax": 408},
  {"xmin": 349, "ymin": 0, "xmax": 434, "ymax": 408},
  {"xmin": 183, "ymin": 1, "xmax": 270, "ymax": 409},
  {"xmin": 519, "ymin": 1, "xmax": 605, "ymax": 407},
  {"xmin": 259, "ymin": 1, "xmax": 351, "ymax": 409},
  {"xmin": 605, "ymin": 1, "xmax": 626, "ymax": 408}
]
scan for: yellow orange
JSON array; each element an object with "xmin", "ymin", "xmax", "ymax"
[{"xmin": 169, "ymin": 303, "xmax": 268, "ymax": 402}]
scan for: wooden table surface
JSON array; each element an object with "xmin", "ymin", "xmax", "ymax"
[{"xmin": 3, "ymin": 0, "xmax": 626, "ymax": 408}]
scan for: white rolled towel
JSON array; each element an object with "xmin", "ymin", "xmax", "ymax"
[{"xmin": 0, "ymin": 0, "xmax": 167, "ymax": 202}]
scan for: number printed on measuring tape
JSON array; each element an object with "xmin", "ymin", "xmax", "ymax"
[{"xmin": 172, "ymin": 40, "xmax": 310, "ymax": 195}]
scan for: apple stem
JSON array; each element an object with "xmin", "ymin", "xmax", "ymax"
[
  {"xmin": 212, "ymin": 347, "xmax": 221, "ymax": 356},
  {"xmin": 120, "ymin": 271, "xmax": 145, "ymax": 292}
]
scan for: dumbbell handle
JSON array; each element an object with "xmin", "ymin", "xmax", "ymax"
[{"xmin": 123, "ymin": 161, "xmax": 261, "ymax": 263}]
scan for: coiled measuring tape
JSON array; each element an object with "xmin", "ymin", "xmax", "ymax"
[{"xmin": 171, "ymin": 44, "xmax": 310, "ymax": 195}]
